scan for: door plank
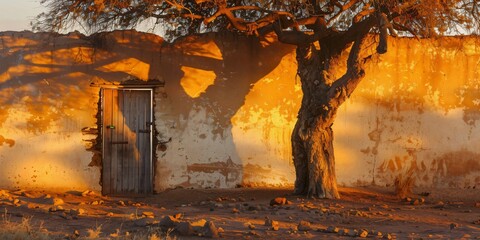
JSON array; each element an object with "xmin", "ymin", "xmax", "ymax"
[
  {"xmin": 137, "ymin": 91, "xmax": 146, "ymax": 193},
  {"xmin": 102, "ymin": 89, "xmax": 112, "ymax": 195},
  {"xmin": 128, "ymin": 90, "xmax": 136, "ymax": 193},
  {"xmin": 114, "ymin": 90, "xmax": 122, "ymax": 193},
  {"xmin": 133, "ymin": 91, "xmax": 145, "ymax": 193},
  {"xmin": 121, "ymin": 90, "xmax": 130, "ymax": 193},
  {"xmin": 144, "ymin": 92, "xmax": 152, "ymax": 193}
]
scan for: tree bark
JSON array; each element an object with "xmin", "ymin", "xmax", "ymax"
[
  {"xmin": 291, "ymin": 42, "xmax": 341, "ymax": 198},
  {"xmin": 273, "ymin": 13, "xmax": 383, "ymax": 198},
  {"xmin": 289, "ymin": 25, "xmax": 376, "ymax": 198}
]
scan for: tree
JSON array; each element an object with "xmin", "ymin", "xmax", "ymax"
[{"xmin": 35, "ymin": 0, "xmax": 479, "ymax": 198}]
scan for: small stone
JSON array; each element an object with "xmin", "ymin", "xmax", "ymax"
[
  {"xmin": 359, "ymin": 229, "xmax": 368, "ymax": 238},
  {"xmin": 73, "ymin": 230, "xmax": 80, "ymax": 237},
  {"xmin": 327, "ymin": 226, "xmax": 339, "ymax": 233},
  {"xmin": 50, "ymin": 206, "xmax": 64, "ymax": 212},
  {"xmin": 21, "ymin": 192, "xmax": 35, "ymax": 198},
  {"xmin": 264, "ymin": 219, "xmax": 280, "ymax": 231},
  {"xmin": 383, "ymin": 233, "xmax": 393, "ymax": 239},
  {"xmin": 270, "ymin": 197, "xmax": 287, "ymax": 206},
  {"xmin": 13, "ymin": 199, "xmax": 20, "ymax": 205},
  {"xmin": 348, "ymin": 229, "xmax": 358, "ymax": 237},
  {"xmin": 81, "ymin": 190, "xmax": 94, "ymax": 197},
  {"xmin": 70, "ymin": 208, "xmax": 85, "ymax": 215},
  {"xmin": 142, "ymin": 211, "xmax": 155, "ymax": 218},
  {"xmin": 411, "ymin": 199, "xmax": 420, "ymax": 205},
  {"xmin": 202, "ymin": 221, "xmax": 219, "ymax": 238},
  {"xmin": 450, "ymin": 223, "xmax": 458, "ymax": 230},
  {"xmin": 248, "ymin": 224, "xmax": 256, "ymax": 230},
  {"xmin": 232, "ymin": 208, "xmax": 240, "ymax": 214},
  {"xmin": 272, "ymin": 224, "xmax": 280, "ymax": 231},
  {"xmin": 297, "ymin": 221, "xmax": 312, "ymax": 231},
  {"xmin": 475, "ymin": 202, "xmax": 480, "ymax": 208},
  {"xmin": 52, "ymin": 197, "xmax": 64, "ymax": 206},
  {"xmin": 0, "ymin": 190, "xmax": 9, "ymax": 197},
  {"xmin": 91, "ymin": 200, "xmax": 99, "ymax": 205},
  {"xmin": 175, "ymin": 222, "xmax": 194, "ymax": 236},
  {"xmin": 338, "ymin": 229, "xmax": 349, "ymax": 235},
  {"xmin": 191, "ymin": 219, "xmax": 207, "ymax": 227},
  {"xmin": 217, "ymin": 227, "xmax": 225, "ymax": 233},
  {"xmin": 159, "ymin": 215, "xmax": 180, "ymax": 228},
  {"xmin": 118, "ymin": 200, "xmax": 126, "ymax": 206},
  {"xmin": 106, "ymin": 212, "xmax": 114, "ymax": 217}
]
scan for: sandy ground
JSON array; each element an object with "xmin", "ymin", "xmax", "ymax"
[{"xmin": 0, "ymin": 186, "xmax": 479, "ymax": 239}]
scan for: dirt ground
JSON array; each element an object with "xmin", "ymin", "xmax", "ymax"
[{"xmin": 0, "ymin": 186, "xmax": 479, "ymax": 239}]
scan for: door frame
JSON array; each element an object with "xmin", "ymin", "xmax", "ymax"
[{"xmin": 100, "ymin": 87, "xmax": 154, "ymax": 195}]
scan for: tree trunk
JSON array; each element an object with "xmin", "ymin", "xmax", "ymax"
[
  {"xmin": 292, "ymin": 116, "xmax": 339, "ymax": 198},
  {"xmin": 280, "ymin": 15, "xmax": 380, "ymax": 199},
  {"xmin": 291, "ymin": 43, "xmax": 342, "ymax": 198}
]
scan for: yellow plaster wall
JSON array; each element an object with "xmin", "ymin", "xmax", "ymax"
[{"xmin": 0, "ymin": 30, "xmax": 479, "ymax": 192}]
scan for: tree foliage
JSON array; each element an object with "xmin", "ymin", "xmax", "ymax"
[{"xmin": 35, "ymin": 0, "xmax": 479, "ymax": 40}]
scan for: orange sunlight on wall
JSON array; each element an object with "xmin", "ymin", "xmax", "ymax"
[
  {"xmin": 180, "ymin": 66, "xmax": 216, "ymax": 98},
  {"xmin": 97, "ymin": 57, "xmax": 150, "ymax": 80}
]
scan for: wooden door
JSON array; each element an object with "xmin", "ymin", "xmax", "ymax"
[{"xmin": 102, "ymin": 88, "xmax": 153, "ymax": 195}]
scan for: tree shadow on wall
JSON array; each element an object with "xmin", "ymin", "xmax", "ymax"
[{"xmin": 0, "ymin": 30, "xmax": 295, "ymax": 189}]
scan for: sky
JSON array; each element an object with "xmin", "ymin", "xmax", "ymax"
[
  {"xmin": 0, "ymin": 0, "xmax": 44, "ymax": 31},
  {"xmin": 0, "ymin": 0, "xmax": 159, "ymax": 34}
]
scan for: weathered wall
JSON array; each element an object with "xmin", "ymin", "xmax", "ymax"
[
  {"xmin": 339, "ymin": 37, "xmax": 480, "ymax": 188},
  {"xmin": 0, "ymin": 30, "xmax": 479, "ymax": 192}
]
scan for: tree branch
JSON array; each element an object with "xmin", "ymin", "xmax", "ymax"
[
  {"xmin": 327, "ymin": 35, "xmax": 368, "ymax": 106},
  {"xmin": 273, "ymin": 17, "xmax": 328, "ymax": 46}
]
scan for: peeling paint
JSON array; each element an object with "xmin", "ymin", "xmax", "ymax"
[
  {"xmin": 0, "ymin": 135, "xmax": 15, "ymax": 147},
  {"xmin": 186, "ymin": 158, "xmax": 242, "ymax": 187},
  {"xmin": 433, "ymin": 150, "xmax": 480, "ymax": 177}
]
